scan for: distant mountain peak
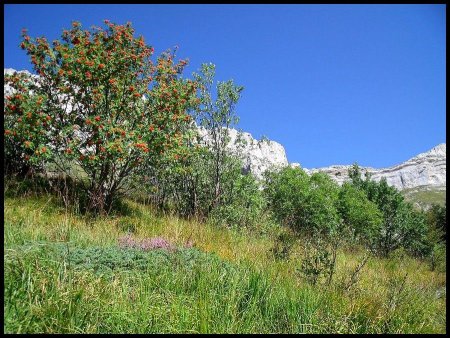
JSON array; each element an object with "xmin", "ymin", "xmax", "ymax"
[{"xmin": 412, "ymin": 143, "xmax": 446, "ymax": 160}]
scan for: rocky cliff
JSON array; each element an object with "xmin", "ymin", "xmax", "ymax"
[
  {"xmin": 206, "ymin": 126, "xmax": 445, "ymax": 192},
  {"xmin": 295, "ymin": 143, "xmax": 446, "ymax": 191},
  {"xmin": 197, "ymin": 127, "xmax": 288, "ymax": 179}
]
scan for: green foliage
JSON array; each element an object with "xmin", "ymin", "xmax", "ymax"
[
  {"xmin": 263, "ymin": 167, "xmax": 347, "ymax": 285},
  {"xmin": 210, "ymin": 163, "xmax": 266, "ymax": 229},
  {"xmin": 426, "ymin": 203, "xmax": 446, "ymax": 243},
  {"xmin": 299, "ymin": 238, "xmax": 334, "ymax": 285},
  {"xmin": 135, "ymin": 146, "xmax": 214, "ymax": 215},
  {"xmin": 271, "ymin": 230, "xmax": 297, "ymax": 260},
  {"xmin": 263, "ymin": 167, "xmax": 309, "ymax": 229},
  {"xmin": 264, "ymin": 167, "xmax": 340, "ymax": 236},
  {"xmin": 348, "ymin": 163, "xmax": 366, "ymax": 189},
  {"xmin": 423, "ymin": 203, "xmax": 446, "ymax": 271},
  {"xmin": 140, "ymin": 145, "xmax": 266, "ymax": 229},
  {"xmin": 308, "ymin": 172, "xmax": 341, "ymax": 235},
  {"xmin": 428, "ymin": 243, "xmax": 446, "ymax": 272},
  {"xmin": 348, "ymin": 164, "xmax": 430, "ymax": 257},
  {"xmin": 193, "ymin": 63, "xmax": 244, "ymax": 209},
  {"xmin": 194, "ymin": 63, "xmax": 243, "ymax": 132},
  {"xmin": 337, "ymin": 183, "xmax": 383, "ymax": 248},
  {"xmin": 391, "ymin": 203, "xmax": 429, "ymax": 257},
  {"xmin": 134, "ymin": 63, "xmax": 264, "ymax": 229}
]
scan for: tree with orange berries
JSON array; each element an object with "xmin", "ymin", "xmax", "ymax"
[{"xmin": 4, "ymin": 20, "xmax": 199, "ymax": 213}]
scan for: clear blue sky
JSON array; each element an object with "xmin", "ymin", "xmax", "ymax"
[{"xmin": 4, "ymin": 4, "xmax": 446, "ymax": 168}]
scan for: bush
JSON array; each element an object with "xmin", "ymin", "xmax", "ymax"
[
  {"xmin": 348, "ymin": 165, "xmax": 430, "ymax": 257},
  {"xmin": 210, "ymin": 163, "xmax": 266, "ymax": 229},
  {"xmin": 299, "ymin": 238, "xmax": 334, "ymax": 285},
  {"xmin": 263, "ymin": 167, "xmax": 340, "ymax": 236},
  {"xmin": 271, "ymin": 230, "xmax": 296, "ymax": 260},
  {"xmin": 425, "ymin": 204, "xmax": 446, "ymax": 243},
  {"xmin": 138, "ymin": 146, "xmax": 216, "ymax": 217},
  {"xmin": 140, "ymin": 145, "xmax": 267, "ymax": 229},
  {"xmin": 264, "ymin": 167, "xmax": 347, "ymax": 284},
  {"xmin": 422, "ymin": 204, "xmax": 446, "ymax": 271},
  {"xmin": 338, "ymin": 182, "xmax": 383, "ymax": 249}
]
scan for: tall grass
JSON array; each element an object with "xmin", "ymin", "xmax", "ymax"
[{"xmin": 4, "ymin": 195, "xmax": 446, "ymax": 333}]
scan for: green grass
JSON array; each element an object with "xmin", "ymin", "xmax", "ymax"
[
  {"xmin": 4, "ymin": 194, "xmax": 446, "ymax": 333},
  {"xmin": 402, "ymin": 186, "xmax": 446, "ymax": 209}
]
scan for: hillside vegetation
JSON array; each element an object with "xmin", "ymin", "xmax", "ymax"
[
  {"xmin": 4, "ymin": 192, "xmax": 446, "ymax": 333},
  {"xmin": 402, "ymin": 186, "xmax": 446, "ymax": 210},
  {"xmin": 4, "ymin": 19, "xmax": 446, "ymax": 334}
]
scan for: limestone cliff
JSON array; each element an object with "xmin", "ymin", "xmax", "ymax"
[
  {"xmin": 297, "ymin": 143, "xmax": 446, "ymax": 191},
  {"xmin": 197, "ymin": 127, "xmax": 288, "ymax": 179}
]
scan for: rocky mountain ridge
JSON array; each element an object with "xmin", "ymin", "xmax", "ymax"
[
  {"xmin": 203, "ymin": 123, "xmax": 446, "ymax": 192},
  {"xmin": 294, "ymin": 143, "xmax": 446, "ymax": 191}
]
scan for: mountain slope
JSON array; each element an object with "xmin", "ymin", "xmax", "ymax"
[{"xmin": 295, "ymin": 143, "xmax": 446, "ymax": 191}]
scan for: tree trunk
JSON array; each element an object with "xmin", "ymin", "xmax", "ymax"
[{"xmin": 87, "ymin": 182, "xmax": 107, "ymax": 215}]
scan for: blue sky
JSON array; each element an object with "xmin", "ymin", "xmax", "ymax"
[{"xmin": 4, "ymin": 4, "xmax": 446, "ymax": 168}]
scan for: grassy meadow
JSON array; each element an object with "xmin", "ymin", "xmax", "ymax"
[
  {"xmin": 3, "ymin": 189, "xmax": 446, "ymax": 334},
  {"xmin": 402, "ymin": 186, "xmax": 446, "ymax": 209}
]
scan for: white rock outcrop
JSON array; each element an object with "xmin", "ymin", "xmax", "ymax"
[
  {"xmin": 4, "ymin": 68, "xmax": 34, "ymax": 96},
  {"xmin": 300, "ymin": 144, "xmax": 446, "ymax": 191},
  {"xmin": 197, "ymin": 127, "xmax": 288, "ymax": 179}
]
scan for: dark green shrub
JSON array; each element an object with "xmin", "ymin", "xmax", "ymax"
[
  {"xmin": 348, "ymin": 164, "xmax": 430, "ymax": 257},
  {"xmin": 263, "ymin": 167, "xmax": 340, "ymax": 236},
  {"xmin": 426, "ymin": 203, "xmax": 446, "ymax": 243},
  {"xmin": 337, "ymin": 182, "xmax": 383, "ymax": 249},
  {"xmin": 271, "ymin": 231, "xmax": 296, "ymax": 260},
  {"xmin": 428, "ymin": 243, "xmax": 446, "ymax": 272},
  {"xmin": 138, "ymin": 147, "xmax": 216, "ymax": 217},
  {"xmin": 264, "ymin": 167, "xmax": 345, "ymax": 283},
  {"xmin": 141, "ymin": 146, "xmax": 267, "ymax": 230},
  {"xmin": 210, "ymin": 167, "xmax": 266, "ymax": 229}
]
